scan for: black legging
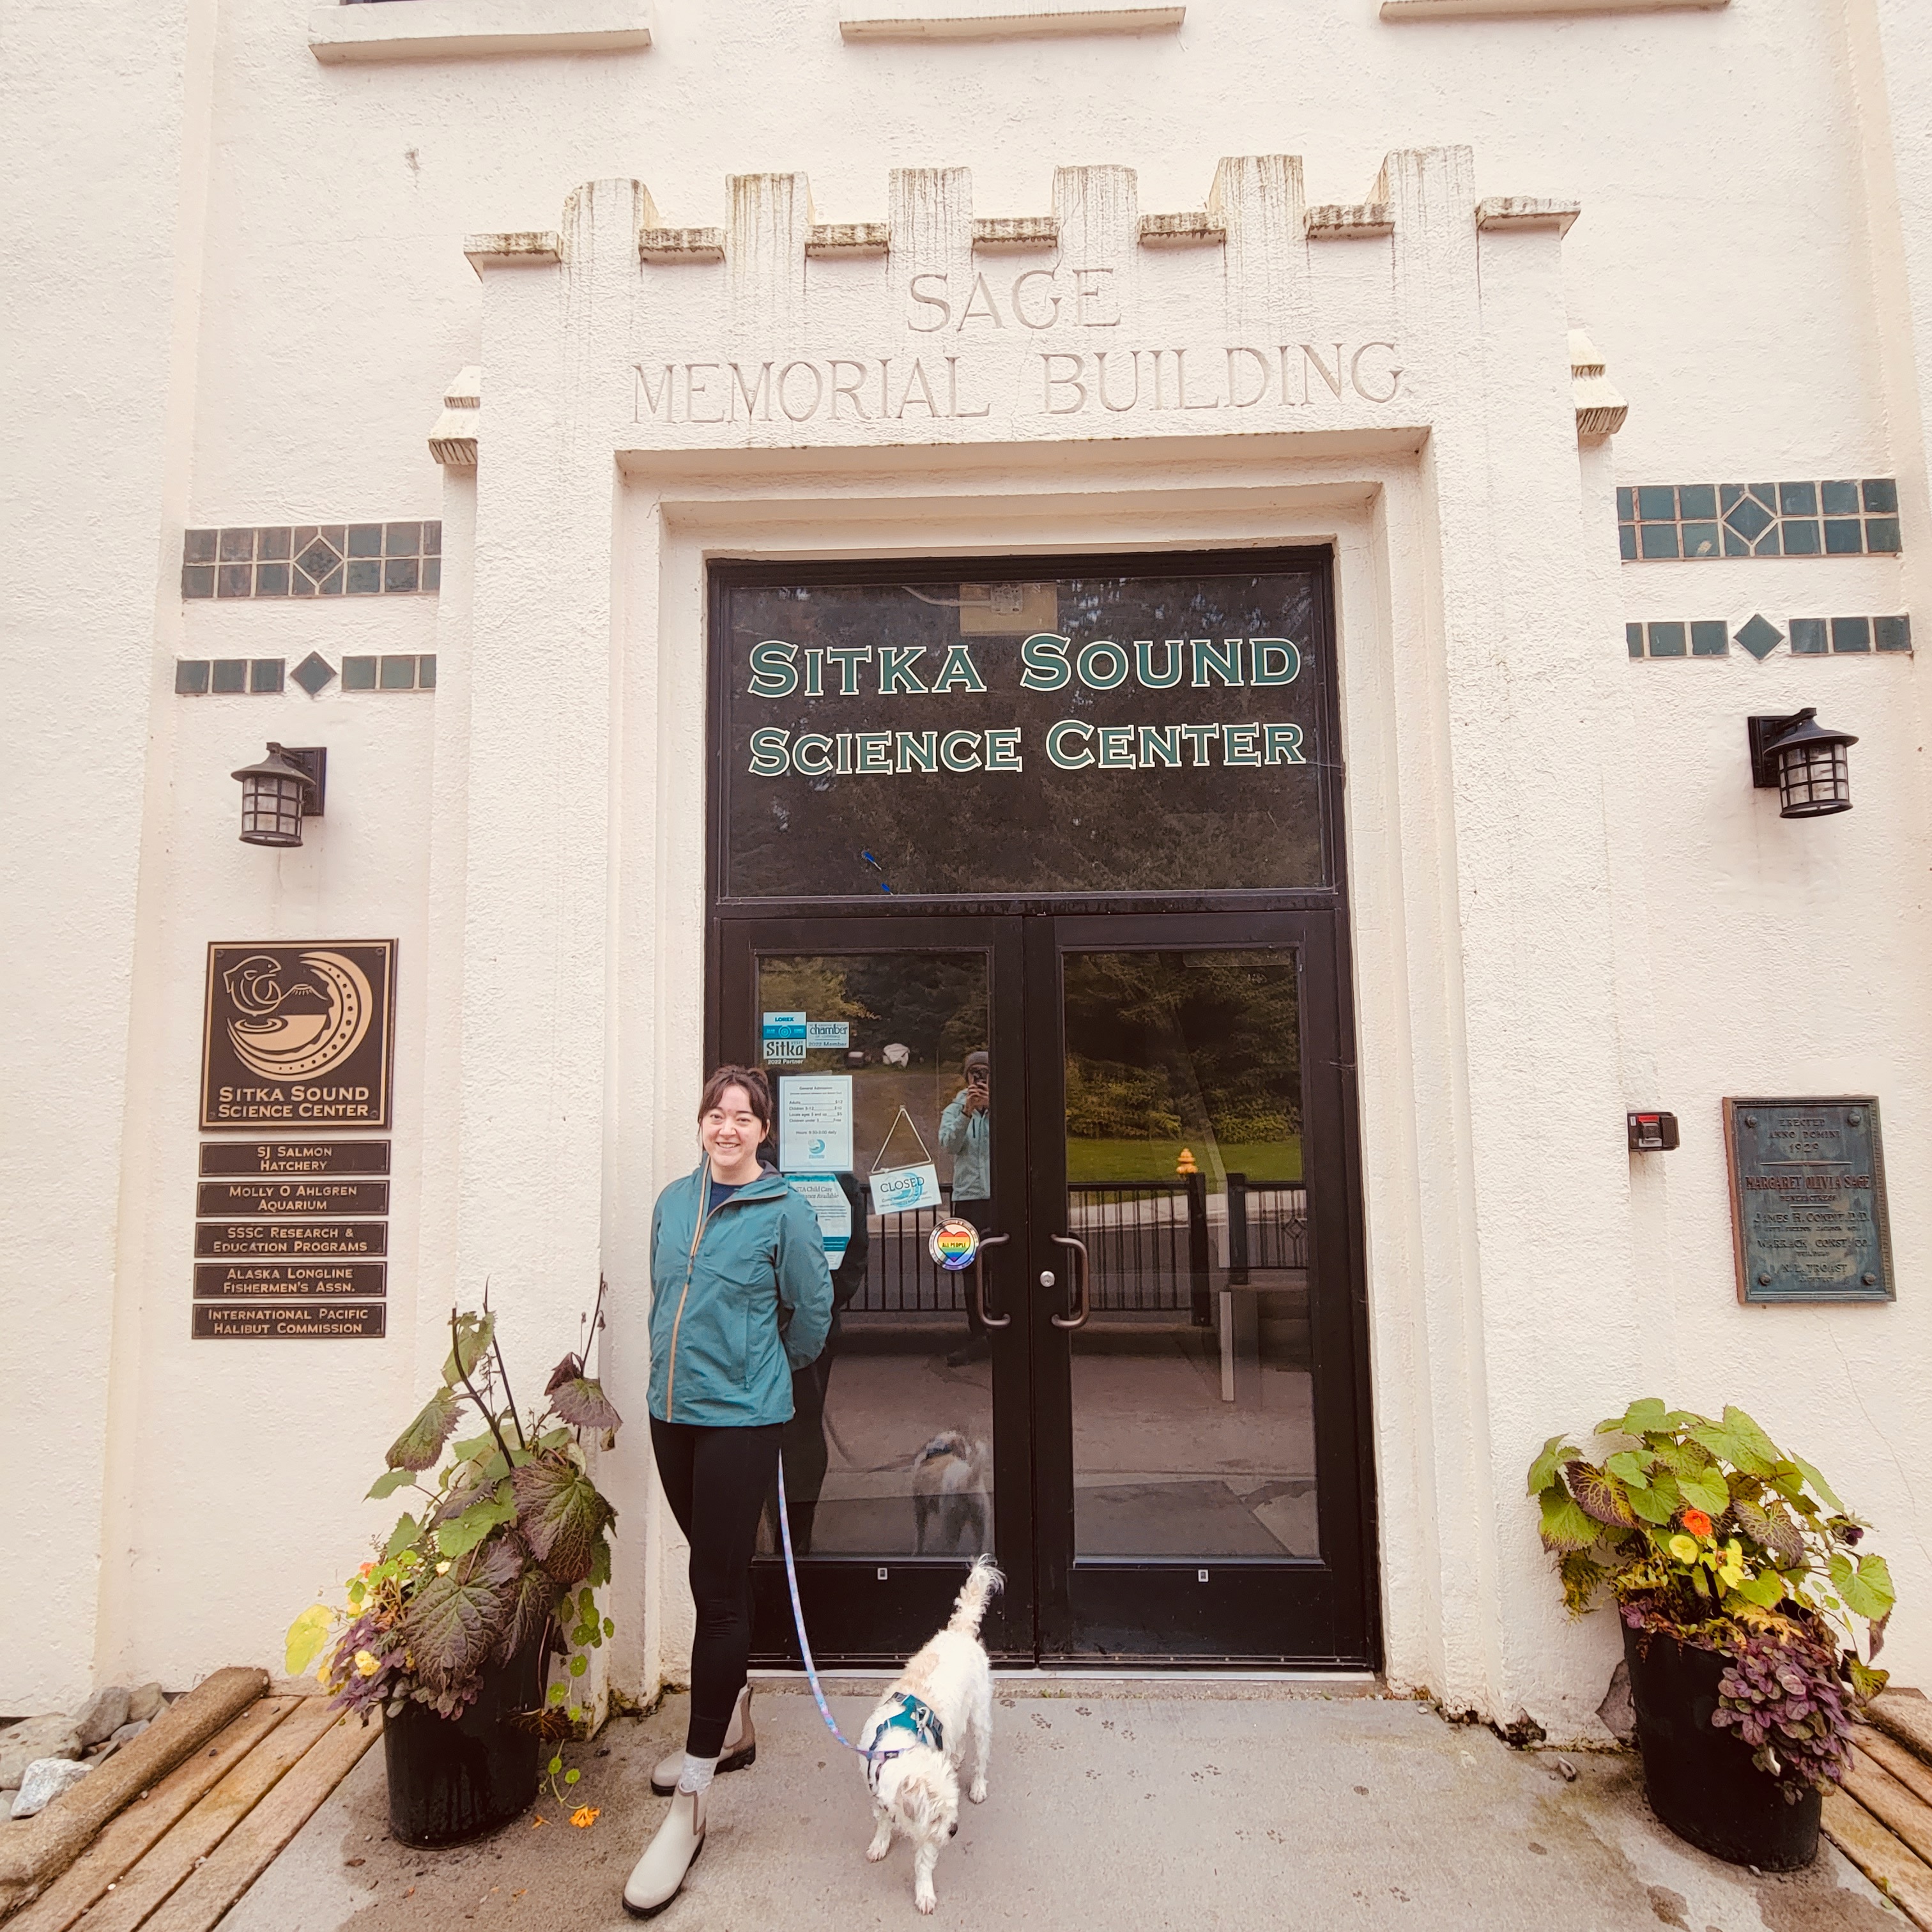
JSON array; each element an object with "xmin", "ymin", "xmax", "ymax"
[{"xmin": 650, "ymin": 1417, "xmax": 781, "ymax": 1758}]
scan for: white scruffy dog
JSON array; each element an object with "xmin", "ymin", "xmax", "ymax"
[{"xmin": 860, "ymin": 1555, "xmax": 1001, "ymax": 1914}]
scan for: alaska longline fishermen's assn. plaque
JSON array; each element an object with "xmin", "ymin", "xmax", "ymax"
[
  {"xmin": 194, "ymin": 943, "xmax": 396, "ymax": 1338},
  {"xmin": 1724, "ymin": 1098, "xmax": 1895, "ymax": 1305}
]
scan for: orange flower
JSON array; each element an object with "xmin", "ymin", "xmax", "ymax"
[
  {"xmin": 1680, "ymin": 1508, "xmax": 1713, "ymax": 1538},
  {"xmin": 571, "ymin": 1805, "xmax": 600, "ymax": 1828}
]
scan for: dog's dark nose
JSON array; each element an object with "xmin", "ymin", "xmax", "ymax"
[{"xmin": 949, "ymin": 1823, "xmax": 959, "ymax": 1838}]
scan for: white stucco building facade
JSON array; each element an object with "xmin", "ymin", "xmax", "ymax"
[{"xmin": 4, "ymin": 0, "xmax": 1929, "ymax": 1740}]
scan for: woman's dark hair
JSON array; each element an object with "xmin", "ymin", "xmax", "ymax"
[{"xmin": 698, "ymin": 1064, "xmax": 773, "ymax": 1133}]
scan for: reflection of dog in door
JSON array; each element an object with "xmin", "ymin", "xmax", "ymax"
[{"xmin": 911, "ymin": 1431, "xmax": 991, "ymax": 1555}]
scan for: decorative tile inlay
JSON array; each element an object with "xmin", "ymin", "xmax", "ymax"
[
  {"xmin": 291, "ymin": 652, "xmax": 337, "ymax": 696},
  {"xmin": 1625, "ymin": 615, "xmax": 1910, "ymax": 661},
  {"xmin": 182, "ymin": 523, "xmax": 441, "ymax": 599},
  {"xmin": 1617, "ymin": 480, "xmax": 1900, "ymax": 560},
  {"xmin": 176, "ymin": 658, "xmax": 288, "ymax": 693},
  {"xmin": 341, "ymin": 654, "xmax": 437, "ymax": 691},
  {"xmin": 177, "ymin": 652, "xmax": 436, "ymax": 693}
]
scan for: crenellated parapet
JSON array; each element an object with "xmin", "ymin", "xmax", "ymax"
[{"xmin": 448, "ymin": 149, "xmax": 1622, "ymax": 456}]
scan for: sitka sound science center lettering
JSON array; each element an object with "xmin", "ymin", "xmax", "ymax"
[
  {"xmin": 716, "ymin": 563, "xmax": 1333, "ymax": 898},
  {"xmin": 201, "ymin": 940, "xmax": 398, "ymax": 1130}
]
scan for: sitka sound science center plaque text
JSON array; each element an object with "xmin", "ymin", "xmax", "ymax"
[
  {"xmin": 1724, "ymin": 1098, "xmax": 1895, "ymax": 1305},
  {"xmin": 201, "ymin": 941, "xmax": 397, "ymax": 1131},
  {"xmin": 194, "ymin": 945, "xmax": 395, "ymax": 1338}
]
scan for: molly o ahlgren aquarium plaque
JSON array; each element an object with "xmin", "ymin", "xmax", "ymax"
[{"xmin": 1724, "ymin": 1098, "xmax": 1894, "ymax": 1304}]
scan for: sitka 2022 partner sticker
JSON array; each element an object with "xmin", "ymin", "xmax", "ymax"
[{"xmin": 201, "ymin": 941, "xmax": 397, "ymax": 1130}]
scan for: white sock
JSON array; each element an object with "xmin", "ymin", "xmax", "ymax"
[{"xmin": 677, "ymin": 1752, "xmax": 718, "ymax": 1796}]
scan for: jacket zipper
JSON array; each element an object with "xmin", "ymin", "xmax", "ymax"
[{"xmin": 663, "ymin": 1156, "xmax": 712, "ymax": 1423}]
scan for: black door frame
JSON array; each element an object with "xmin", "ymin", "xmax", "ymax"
[
  {"xmin": 723, "ymin": 917, "xmax": 1040, "ymax": 1665},
  {"xmin": 1023, "ymin": 911, "xmax": 1376, "ymax": 1665},
  {"xmin": 703, "ymin": 546, "xmax": 1379, "ymax": 1671}
]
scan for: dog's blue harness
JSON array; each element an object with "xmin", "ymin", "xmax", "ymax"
[
  {"xmin": 861, "ymin": 1694, "xmax": 946, "ymax": 1791},
  {"xmin": 776, "ymin": 1459, "xmax": 941, "ymax": 1782}
]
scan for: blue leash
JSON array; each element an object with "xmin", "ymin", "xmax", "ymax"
[{"xmin": 774, "ymin": 1458, "xmax": 922, "ymax": 1782}]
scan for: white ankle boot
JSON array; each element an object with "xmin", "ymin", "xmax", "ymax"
[
  {"xmin": 650, "ymin": 1686, "xmax": 754, "ymax": 1795},
  {"xmin": 622, "ymin": 1786, "xmax": 706, "ymax": 1919}
]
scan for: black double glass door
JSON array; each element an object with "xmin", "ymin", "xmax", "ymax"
[{"xmin": 723, "ymin": 911, "xmax": 1376, "ymax": 1667}]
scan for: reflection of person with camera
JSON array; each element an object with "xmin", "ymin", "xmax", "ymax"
[{"xmin": 939, "ymin": 1049, "xmax": 993, "ymax": 1366}]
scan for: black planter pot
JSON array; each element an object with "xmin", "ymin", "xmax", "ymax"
[
  {"xmin": 1621, "ymin": 1621, "xmax": 1821, "ymax": 1871},
  {"xmin": 383, "ymin": 1648, "xmax": 545, "ymax": 1847}
]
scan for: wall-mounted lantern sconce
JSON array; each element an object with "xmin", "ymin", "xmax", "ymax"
[
  {"xmin": 1748, "ymin": 708, "xmax": 1857, "ymax": 819},
  {"xmin": 231, "ymin": 743, "xmax": 326, "ymax": 847}
]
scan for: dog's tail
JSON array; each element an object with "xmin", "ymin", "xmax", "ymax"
[{"xmin": 947, "ymin": 1554, "xmax": 1004, "ymax": 1637}]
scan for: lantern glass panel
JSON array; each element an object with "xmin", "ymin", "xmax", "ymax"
[
  {"xmin": 1776, "ymin": 741, "xmax": 1850, "ymax": 818},
  {"xmin": 240, "ymin": 772, "xmax": 306, "ymax": 845}
]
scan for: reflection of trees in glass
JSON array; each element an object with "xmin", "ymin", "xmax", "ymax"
[
  {"xmin": 756, "ymin": 955, "xmax": 987, "ymax": 1073},
  {"xmin": 1063, "ymin": 952, "xmax": 1301, "ymax": 1146},
  {"xmin": 839, "ymin": 954, "xmax": 987, "ymax": 1071},
  {"xmin": 757, "ymin": 958, "xmax": 877, "ymax": 1027}
]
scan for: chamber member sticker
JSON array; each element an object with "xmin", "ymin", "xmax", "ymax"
[
  {"xmin": 928, "ymin": 1218, "xmax": 981, "ymax": 1271},
  {"xmin": 201, "ymin": 941, "xmax": 397, "ymax": 1131}
]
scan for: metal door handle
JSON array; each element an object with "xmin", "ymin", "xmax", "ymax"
[
  {"xmin": 1050, "ymin": 1232, "xmax": 1091, "ymax": 1330},
  {"xmin": 972, "ymin": 1232, "xmax": 1011, "ymax": 1329}
]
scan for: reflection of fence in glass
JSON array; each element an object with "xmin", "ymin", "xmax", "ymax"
[{"xmin": 845, "ymin": 1179, "xmax": 1308, "ymax": 1317}]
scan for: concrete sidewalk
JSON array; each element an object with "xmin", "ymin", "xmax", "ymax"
[{"xmin": 218, "ymin": 1682, "xmax": 1897, "ymax": 1931}]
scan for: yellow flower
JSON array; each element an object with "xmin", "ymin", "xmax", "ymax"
[
  {"xmin": 436, "ymin": 1561, "xmax": 451, "ymax": 1575},
  {"xmin": 354, "ymin": 1649, "xmax": 381, "ymax": 1678},
  {"xmin": 571, "ymin": 1805, "xmax": 600, "ymax": 1828},
  {"xmin": 1668, "ymin": 1534, "xmax": 1699, "ymax": 1564}
]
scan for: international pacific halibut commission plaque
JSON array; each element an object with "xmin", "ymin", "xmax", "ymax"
[
  {"xmin": 201, "ymin": 941, "xmax": 397, "ymax": 1131},
  {"xmin": 194, "ymin": 1303, "xmax": 386, "ymax": 1341},
  {"xmin": 1724, "ymin": 1098, "xmax": 1895, "ymax": 1305}
]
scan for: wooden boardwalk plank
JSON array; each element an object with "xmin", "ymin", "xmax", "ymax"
[
  {"xmin": 66, "ymin": 1698, "xmax": 340, "ymax": 1932},
  {"xmin": 1822, "ymin": 1789, "xmax": 1932, "ymax": 1929},
  {"xmin": 135, "ymin": 1714, "xmax": 380, "ymax": 1932},
  {"xmin": 1858, "ymin": 1726, "xmax": 1932, "ymax": 1813},
  {"xmin": 7, "ymin": 1699, "xmax": 302, "ymax": 1932},
  {"xmin": 1849, "ymin": 1751, "xmax": 1932, "ymax": 1867}
]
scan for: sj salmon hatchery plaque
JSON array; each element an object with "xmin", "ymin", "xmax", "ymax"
[
  {"xmin": 201, "ymin": 941, "xmax": 397, "ymax": 1131},
  {"xmin": 1724, "ymin": 1098, "xmax": 1894, "ymax": 1304},
  {"xmin": 199, "ymin": 1140, "xmax": 390, "ymax": 1176}
]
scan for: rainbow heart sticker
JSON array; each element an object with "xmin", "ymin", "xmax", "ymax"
[{"xmin": 927, "ymin": 1218, "xmax": 981, "ymax": 1273}]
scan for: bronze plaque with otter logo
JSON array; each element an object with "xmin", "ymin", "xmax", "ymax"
[{"xmin": 201, "ymin": 941, "xmax": 397, "ymax": 1131}]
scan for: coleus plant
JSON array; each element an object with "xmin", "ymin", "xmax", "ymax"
[
  {"xmin": 1528, "ymin": 1399, "xmax": 1894, "ymax": 1797},
  {"xmin": 288, "ymin": 1292, "xmax": 622, "ymax": 1727}
]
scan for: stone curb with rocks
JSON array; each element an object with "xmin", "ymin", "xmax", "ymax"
[
  {"xmin": 0, "ymin": 1683, "xmax": 171, "ymax": 1802},
  {"xmin": 0, "ymin": 1667, "xmax": 268, "ymax": 1919}
]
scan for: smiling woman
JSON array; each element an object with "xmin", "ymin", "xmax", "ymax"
[{"xmin": 627, "ymin": 1064, "xmax": 835, "ymax": 1915}]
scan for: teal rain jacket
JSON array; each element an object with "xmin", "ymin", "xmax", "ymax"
[{"xmin": 647, "ymin": 1162, "xmax": 834, "ymax": 1428}]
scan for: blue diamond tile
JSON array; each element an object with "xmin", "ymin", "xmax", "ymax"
[
  {"xmin": 1734, "ymin": 615, "xmax": 1783, "ymax": 660},
  {"xmin": 291, "ymin": 651, "xmax": 337, "ymax": 696},
  {"xmin": 1724, "ymin": 495, "xmax": 1774, "ymax": 542}
]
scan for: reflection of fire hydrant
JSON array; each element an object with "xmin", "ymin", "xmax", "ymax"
[{"xmin": 1175, "ymin": 1147, "xmax": 1198, "ymax": 1176}]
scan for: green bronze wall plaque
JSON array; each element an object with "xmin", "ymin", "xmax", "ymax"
[{"xmin": 1724, "ymin": 1098, "xmax": 1894, "ymax": 1304}]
